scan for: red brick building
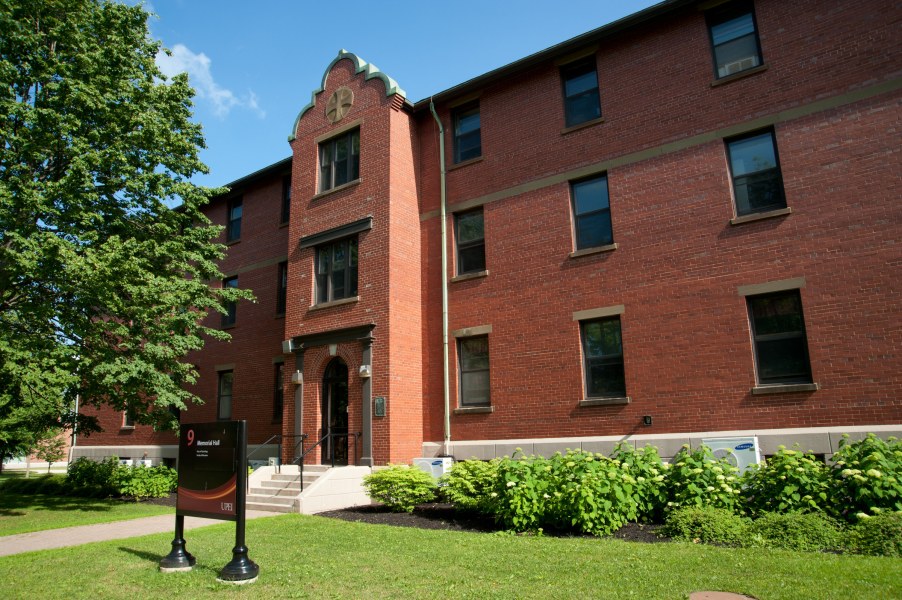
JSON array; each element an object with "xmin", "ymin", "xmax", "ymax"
[{"xmin": 73, "ymin": 0, "xmax": 901, "ymax": 467}]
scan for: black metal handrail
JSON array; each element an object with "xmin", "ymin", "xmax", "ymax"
[
  {"xmin": 296, "ymin": 431, "xmax": 362, "ymax": 491},
  {"xmin": 245, "ymin": 434, "xmax": 306, "ymax": 485}
]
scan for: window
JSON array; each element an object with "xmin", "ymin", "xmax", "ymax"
[
  {"xmin": 458, "ymin": 336, "xmax": 490, "ymax": 406},
  {"xmin": 453, "ymin": 102, "xmax": 481, "ymax": 163},
  {"xmin": 319, "ymin": 129, "xmax": 360, "ymax": 192},
  {"xmin": 122, "ymin": 408, "xmax": 135, "ymax": 428},
  {"xmin": 273, "ymin": 363, "xmax": 284, "ymax": 422},
  {"xmin": 581, "ymin": 316, "xmax": 627, "ymax": 398},
  {"xmin": 276, "ymin": 261, "xmax": 288, "ymax": 315},
  {"xmin": 726, "ymin": 129, "xmax": 786, "ymax": 216},
  {"xmin": 217, "ymin": 370, "xmax": 233, "ymax": 420},
  {"xmin": 315, "ymin": 237, "xmax": 358, "ymax": 304},
  {"xmin": 455, "ymin": 209, "xmax": 485, "ymax": 275},
  {"xmin": 221, "ymin": 276, "xmax": 238, "ymax": 327},
  {"xmin": 227, "ymin": 197, "xmax": 242, "ymax": 242},
  {"xmin": 707, "ymin": 1, "xmax": 762, "ymax": 79},
  {"xmin": 280, "ymin": 175, "xmax": 291, "ymax": 224},
  {"xmin": 747, "ymin": 290, "xmax": 812, "ymax": 385},
  {"xmin": 561, "ymin": 57, "xmax": 601, "ymax": 128},
  {"xmin": 571, "ymin": 175, "xmax": 613, "ymax": 250}
]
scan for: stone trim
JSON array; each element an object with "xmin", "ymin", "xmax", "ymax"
[
  {"xmin": 313, "ymin": 119, "xmax": 363, "ymax": 145},
  {"xmin": 451, "ymin": 270, "xmax": 489, "ymax": 283},
  {"xmin": 451, "ymin": 324, "xmax": 492, "ymax": 338},
  {"xmin": 453, "ymin": 406, "xmax": 494, "ymax": 415},
  {"xmin": 214, "ymin": 363, "xmax": 235, "ymax": 372},
  {"xmin": 737, "ymin": 277, "xmax": 806, "ymax": 297},
  {"xmin": 561, "ymin": 116, "xmax": 605, "ymax": 135},
  {"xmin": 710, "ymin": 64, "xmax": 768, "ymax": 87},
  {"xmin": 569, "ymin": 243, "xmax": 618, "ymax": 258},
  {"xmin": 579, "ymin": 396, "xmax": 630, "ymax": 407},
  {"xmin": 311, "ymin": 178, "xmax": 361, "ymax": 201},
  {"xmin": 299, "ymin": 216, "xmax": 373, "ymax": 249},
  {"xmin": 573, "ymin": 305, "xmax": 625, "ymax": 322},
  {"xmin": 751, "ymin": 383, "xmax": 819, "ymax": 395},
  {"xmin": 308, "ymin": 296, "xmax": 359, "ymax": 311},
  {"xmin": 730, "ymin": 206, "xmax": 791, "ymax": 226}
]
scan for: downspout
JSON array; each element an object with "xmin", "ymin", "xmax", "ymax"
[{"xmin": 429, "ymin": 99, "xmax": 452, "ymax": 457}]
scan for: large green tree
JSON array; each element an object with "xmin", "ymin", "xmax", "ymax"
[{"xmin": 0, "ymin": 0, "xmax": 249, "ymax": 459}]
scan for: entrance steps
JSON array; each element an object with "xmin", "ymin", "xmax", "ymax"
[{"xmin": 245, "ymin": 464, "xmax": 372, "ymax": 514}]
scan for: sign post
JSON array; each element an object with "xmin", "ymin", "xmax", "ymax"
[{"xmin": 160, "ymin": 420, "xmax": 258, "ymax": 583}]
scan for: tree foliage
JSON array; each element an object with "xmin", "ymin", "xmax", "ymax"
[{"xmin": 0, "ymin": 0, "xmax": 250, "ymax": 449}]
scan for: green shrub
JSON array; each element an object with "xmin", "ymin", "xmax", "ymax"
[
  {"xmin": 363, "ymin": 465, "xmax": 437, "ymax": 512},
  {"xmin": 492, "ymin": 449, "xmax": 655, "ymax": 536},
  {"xmin": 440, "ymin": 459, "xmax": 499, "ymax": 514},
  {"xmin": 66, "ymin": 456, "xmax": 119, "ymax": 495},
  {"xmin": 113, "ymin": 465, "xmax": 177, "ymax": 501},
  {"xmin": 610, "ymin": 443, "xmax": 668, "ymax": 523},
  {"xmin": 664, "ymin": 444, "xmax": 741, "ymax": 512},
  {"xmin": 745, "ymin": 511, "xmax": 844, "ymax": 553},
  {"xmin": 662, "ymin": 506, "xmax": 749, "ymax": 546},
  {"xmin": 741, "ymin": 445, "xmax": 832, "ymax": 516},
  {"xmin": 830, "ymin": 434, "xmax": 902, "ymax": 521},
  {"xmin": 0, "ymin": 474, "xmax": 67, "ymax": 495},
  {"xmin": 846, "ymin": 511, "xmax": 902, "ymax": 557}
]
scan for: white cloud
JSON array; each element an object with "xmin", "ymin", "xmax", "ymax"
[{"xmin": 156, "ymin": 44, "xmax": 265, "ymax": 119}]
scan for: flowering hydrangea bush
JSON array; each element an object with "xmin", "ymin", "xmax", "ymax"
[
  {"xmin": 830, "ymin": 434, "xmax": 902, "ymax": 521},
  {"xmin": 740, "ymin": 445, "xmax": 833, "ymax": 516},
  {"xmin": 663, "ymin": 444, "xmax": 741, "ymax": 513}
]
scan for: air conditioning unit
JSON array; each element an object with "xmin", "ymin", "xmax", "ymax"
[
  {"xmin": 719, "ymin": 56, "xmax": 758, "ymax": 77},
  {"xmin": 413, "ymin": 457, "xmax": 454, "ymax": 479},
  {"xmin": 701, "ymin": 436, "xmax": 761, "ymax": 474},
  {"xmin": 119, "ymin": 459, "xmax": 133, "ymax": 467},
  {"xmin": 139, "ymin": 459, "xmax": 153, "ymax": 467}
]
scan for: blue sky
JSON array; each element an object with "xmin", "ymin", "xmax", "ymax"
[{"xmin": 145, "ymin": 0, "xmax": 660, "ymax": 187}]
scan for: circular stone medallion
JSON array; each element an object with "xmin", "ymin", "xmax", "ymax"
[{"xmin": 326, "ymin": 87, "xmax": 354, "ymax": 123}]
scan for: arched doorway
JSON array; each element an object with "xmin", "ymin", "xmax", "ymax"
[{"xmin": 321, "ymin": 358, "xmax": 349, "ymax": 465}]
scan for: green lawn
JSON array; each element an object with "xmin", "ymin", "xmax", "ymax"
[
  {"xmin": 0, "ymin": 493, "xmax": 173, "ymax": 536},
  {"xmin": 0, "ymin": 514, "xmax": 898, "ymax": 599}
]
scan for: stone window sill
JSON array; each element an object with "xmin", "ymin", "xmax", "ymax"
[
  {"xmin": 580, "ymin": 396, "xmax": 630, "ymax": 407},
  {"xmin": 562, "ymin": 116, "xmax": 605, "ymax": 135},
  {"xmin": 451, "ymin": 270, "xmax": 488, "ymax": 283},
  {"xmin": 453, "ymin": 406, "xmax": 494, "ymax": 415},
  {"xmin": 120, "ymin": 426, "xmax": 135, "ymax": 430},
  {"xmin": 710, "ymin": 64, "xmax": 768, "ymax": 87},
  {"xmin": 730, "ymin": 207, "xmax": 792, "ymax": 226},
  {"xmin": 751, "ymin": 383, "xmax": 819, "ymax": 395},
  {"xmin": 309, "ymin": 296, "xmax": 359, "ymax": 311},
  {"xmin": 313, "ymin": 179, "xmax": 360, "ymax": 200},
  {"xmin": 226, "ymin": 239, "xmax": 240, "ymax": 246},
  {"xmin": 449, "ymin": 156, "xmax": 483, "ymax": 171},
  {"xmin": 569, "ymin": 243, "xmax": 618, "ymax": 259}
]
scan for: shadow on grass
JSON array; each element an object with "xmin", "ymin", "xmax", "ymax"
[
  {"xmin": 0, "ymin": 494, "xmax": 120, "ymax": 513},
  {"xmin": 118, "ymin": 546, "xmax": 165, "ymax": 563}
]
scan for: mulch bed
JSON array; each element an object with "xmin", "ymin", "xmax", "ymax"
[{"xmin": 145, "ymin": 494, "xmax": 669, "ymax": 543}]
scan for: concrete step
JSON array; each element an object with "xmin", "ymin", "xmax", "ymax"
[
  {"xmin": 249, "ymin": 486, "xmax": 300, "ymax": 497},
  {"xmin": 246, "ymin": 494, "xmax": 295, "ymax": 507},
  {"xmin": 246, "ymin": 501, "xmax": 295, "ymax": 514}
]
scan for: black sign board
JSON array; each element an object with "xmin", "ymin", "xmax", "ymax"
[{"xmin": 176, "ymin": 421, "xmax": 239, "ymax": 520}]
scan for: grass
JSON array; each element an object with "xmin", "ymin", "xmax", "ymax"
[
  {"xmin": 0, "ymin": 514, "xmax": 899, "ymax": 599},
  {"xmin": 0, "ymin": 493, "xmax": 173, "ymax": 536}
]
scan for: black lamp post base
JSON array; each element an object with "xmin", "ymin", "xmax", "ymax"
[{"xmin": 218, "ymin": 545, "xmax": 259, "ymax": 583}]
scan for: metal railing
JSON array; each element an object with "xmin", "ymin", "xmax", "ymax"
[
  {"xmin": 245, "ymin": 434, "xmax": 306, "ymax": 491},
  {"xmin": 296, "ymin": 431, "xmax": 361, "ymax": 491}
]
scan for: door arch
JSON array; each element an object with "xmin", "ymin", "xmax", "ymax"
[{"xmin": 321, "ymin": 358, "xmax": 349, "ymax": 465}]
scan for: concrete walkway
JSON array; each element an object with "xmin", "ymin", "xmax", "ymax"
[{"xmin": 0, "ymin": 510, "xmax": 283, "ymax": 557}]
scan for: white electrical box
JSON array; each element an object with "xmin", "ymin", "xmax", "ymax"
[
  {"xmin": 268, "ymin": 456, "xmax": 280, "ymax": 467},
  {"xmin": 701, "ymin": 436, "xmax": 762, "ymax": 474},
  {"xmin": 119, "ymin": 459, "xmax": 133, "ymax": 467},
  {"xmin": 413, "ymin": 457, "xmax": 454, "ymax": 478},
  {"xmin": 139, "ymin": 459, "xmax": 152, "ymax": 467}
]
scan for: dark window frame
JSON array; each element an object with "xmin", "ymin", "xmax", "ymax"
[
  {"xmin": 319, "ymin": 129, "xmax": 360, "ymax": 192},
  {"xmin": 455, "ymin": 208, "xmax": 486, "ymax": 275},
  {"xmin": 122, "ymin": 408, "xmax": 135, "ymax": 428},
  {"xmin": 458, "ymin": 335, "xmax": 490, "ymax": 407},
  {"xmin": 726, "ymin": 128, "xmax": 786, "ymax": 217},
  {"xmin": 217, "ymin": 370, "xmax": 233, "ymax": 420},
  {"xmin": 453, "ymin": 101, "xmax": 481, "ymax": 163},
  {"xmin": 707, "ymin": 0, "xmax": 763, "ymax": 79},
  {"xmin": 276, "ymin": 261, "xmax": 288, "ymax": 316},
  {"xmin": 280, "ymin": 175, "xmax": 291, "ymax": 224},
  {"xmin": 315, "ymin": 236, "xmax": 358, "ymax": 304},
  {"xmin": 561, "ymin": 56, "xmax": 601, "ymax": 128},
  {"xmin": 747, "ymin": 290, "xmax": 813, "ymax": 385},
  {"xmin": 571, "ymin": 174, "xmax": 613, "ymax": 250},
  {"xmin": 273, "ymin": 363, "xmax": 284, "ymax": 423},
  {"xmin": 221, "ymin": 276, "xmax": 238, "ymax": 328},
  {"xmin": 226, "ymin": 197, "xmax": 242, "ymax": 242},
  {"xmin": 580, "ymin": 316, "xmax": 627, "ymax": 399}
]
